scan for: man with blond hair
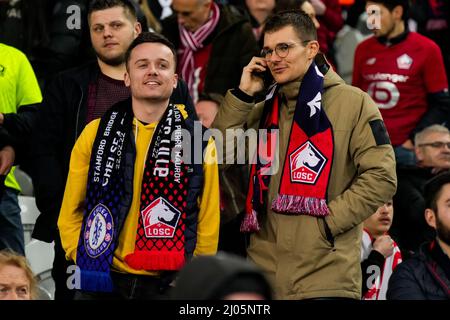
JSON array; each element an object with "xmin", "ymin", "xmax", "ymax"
[{"xmin": 0, "ymin": 250, "xmax": 37, "ymax": 300}]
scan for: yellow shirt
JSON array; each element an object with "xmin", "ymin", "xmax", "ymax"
[
  {"xmin": 0, "ymin": 43, "xmax": 42, "ymax": 191},
  {"xmin": 58, "ymin": 105, "xmax": 220, "ymax": 275}
]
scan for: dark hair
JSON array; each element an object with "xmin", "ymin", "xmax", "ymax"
[
  {"xmin": 424, "ymin": 172, "xmax": 450, "ymax": 212},
  {"xmin": 170, "ymin": 252, "xmax": 273, "ymax": 300},
  {"xmin": 264, "ymin": 10, "xmax": 317, "ymax": 42},
  {"xmin": 366, "ymin": 0, "xmax": 409, "ymax": 20},
  {"xmin": 88, "ymin": 0, "xmax": 137, "ymax": 22},
  {"xmin": 275, "ymin": 0, "xmax": 308, "ymax": 13},
  {"xmin": 125, "ymin": 32, "xmax": 177, "ymax": 70}
]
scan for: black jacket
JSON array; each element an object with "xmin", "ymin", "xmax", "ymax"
[
  {"xmin": 31, "ymin": 61, "xmax": 194, "ymax": 242},
  {"xmin": 387, "ymin": 241, "xmax": 450, "ymax": 300},
  {"xmin": 392, "ymin": 166, "xmax": 437, "ymax": 254},
  {"xmin": 161, "ymin": 4, "xmax": 258, "ymax": 103}
]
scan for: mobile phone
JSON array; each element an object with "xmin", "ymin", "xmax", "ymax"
[{"xmin": 253, "ymin": 68, "xmax": 274, "ymax": 87}]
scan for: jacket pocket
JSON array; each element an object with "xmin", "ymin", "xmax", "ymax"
[{"xmin": 317, "ymin": 218, "xmax": 334, "ymax": 247}]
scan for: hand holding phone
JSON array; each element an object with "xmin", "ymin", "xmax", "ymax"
[
  {"xmin": 239, "ymin": 57, "xmax": 270, "ymax": 96},
  {"xmin": 252, "ymin": 68, "xmax": 274, "ymax": 87}
]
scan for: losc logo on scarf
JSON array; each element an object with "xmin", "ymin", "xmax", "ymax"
[
  {"xmin": 289, "ymin": 141, "xmax": 327, "ymax": 184},
  {"xmin": 84, "ymin": 204, "xmax": 114, "ymax": 258},
  {"xmin": 141, "ymin": 197, "xmax": 181, "ymax": 238}
]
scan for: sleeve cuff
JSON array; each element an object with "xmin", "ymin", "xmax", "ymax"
[
  {"xmin": 231, "ymin": 88, "xmax": 255, "ymax": 103},
  {"xmin": 368, "ymin": 250, "xmax": 386, "ymax": 266}
]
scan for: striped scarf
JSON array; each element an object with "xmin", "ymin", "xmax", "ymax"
[
  {"xmin": 178, "ymin": 2, "xmax": 220, "ymax": 100},
  {"xmin": 361, "ymin": 229, "xmax": 402, "ymax": 300},
  {"xmin": 242, "ymin": 62, "xmax": 334, "ymax": 232}
]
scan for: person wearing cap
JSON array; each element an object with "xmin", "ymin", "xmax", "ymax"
[{"xmin": 387, "ymin": 172, "xmax": 450, "ymax": 300}]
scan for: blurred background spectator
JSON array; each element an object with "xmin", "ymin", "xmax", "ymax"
[
  {"xmin": 361, "ymin": 202, "xmax": 402, "ymax": 300},
  {"xmin": 0, "ymin": 250, "xmax": 37, "ymax": 300},
  {"xmin": 0, "ymin": 43, "xmax": 42, "ymax": 256},
  {"xmin": 392, "ymin": 124, "xmax": 450, "ymax": 257}
]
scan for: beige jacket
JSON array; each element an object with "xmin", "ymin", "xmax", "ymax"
[{"xmin": 212, "ymin": 65, "xmax": 397, "ymax": 299}]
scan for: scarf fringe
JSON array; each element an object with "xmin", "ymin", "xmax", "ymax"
[
  {"xmin": 80, "ymin": 270, "xmax": 114, "ymax": 292},
  {"xmin": 240, "ymin": 209, "xmax": 260, "ymax": 233},
  {"xmin": 124, "ymin": 251, "xmax": 185, "ymax": 271},
  {"xmin": 271, "ymin": 194, "xmax": 330, "ymax": 217}
]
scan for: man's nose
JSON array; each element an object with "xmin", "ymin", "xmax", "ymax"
[
  {"xmin": 103, "ymin": 25, "xmax": 113, "ymax": 38},
  {"xmin": 146, "ymin": 64, "xmax": 158, "ymax": 75},
  {"xmin": 177, "ymin": 15, "xmax": 186, "ymax": 26},
  {"xmin": 267, "ymin": 52, "xmax": 281, "ymax": 63},
  {"xmin": 380, "ymin": 203, "xmax": 390, "ymax": 213}
]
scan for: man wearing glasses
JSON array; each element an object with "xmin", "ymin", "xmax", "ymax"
[
  {"xmin": 213, "ymin": 11, "xmax": 397, "ymax": 299},
  {"xmin": 393, "ymin": 124, "xmax": 450, "ymax": 257}
]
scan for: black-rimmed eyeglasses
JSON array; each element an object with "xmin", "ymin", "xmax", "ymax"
[
  {"xmin": 260, "ymin": 41, "xmax": 311, "ymax": 59},
  {"xmin": 418, "ymin": 141, "xmax": 450, "ymax": 149}
]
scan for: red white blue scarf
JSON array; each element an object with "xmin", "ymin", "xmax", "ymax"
[{"xmin": 242, "ymin": 62, "xmax": 334, "ymax": 232}]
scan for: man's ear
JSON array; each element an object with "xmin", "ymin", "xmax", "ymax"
[
  {"xmin": 425, "ymin": 208, "xmax": 437, "ymax": 229},
  {"xmin": 173, "ymin": 73, "xmax": 178, "ymax": 89},
  {"xmin": 124, "ymin": 70, "xmax": 131, "ymax": 87},
  {"xmin": 307, "ymin": 40, "xmax": 320, "ymax": 60},
  {"xmin": 392, "ymin": 5, "xmax": 404, "ymax": 21},
  {"xmin": 134, "ymin": 22, "xmax": 142, "ymax": 38},
  {"xmin": 415, "ymin": 146, "xmax": 423, "ymax": 162}
]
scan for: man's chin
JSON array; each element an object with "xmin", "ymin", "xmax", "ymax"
[
  {"xmin": 373, "ymin": 30, "xmax": 382, "ymax": 37},
  {"xmin": 135, "ymin": 95, "xmax": 171, "ymax": 102},
  {"xmin": 97, "ymin": 53, "xmax": 125, "ymax": 66}
]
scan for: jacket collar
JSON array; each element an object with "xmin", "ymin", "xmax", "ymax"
[
  {"xmin": 277, "ymin": 53, "xmax": 344, "ymax": 109},
  {"xmin": 419, "ymin": 241, "xmax": 450, "ymax": 297},
  {"xmin": 376, "ymin": 28, "xmax": 409, "ymax": 47},
  {"xmin": 429, "ymin": 240, "xmax": 450, "ymax": 281}
]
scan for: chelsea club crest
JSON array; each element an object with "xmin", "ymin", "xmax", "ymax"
[{"xmin": 84, "ymin": 204, "xmax": 114, "ymax": 258}]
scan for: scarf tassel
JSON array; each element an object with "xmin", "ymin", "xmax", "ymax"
[
  {"xmin": 240, "ymin": 209, "xmax": 260, "ymax": 232},
  {"xmin": 124, "ymin": 251, "xmax": 185, "ymax": 271},
  {"xmin": 272, "ymin": 194, "xmax": 330, "ymax": 217},
  {"xmin": 80, "ymin": 270, "xmax": 114, "ymax": 292}
]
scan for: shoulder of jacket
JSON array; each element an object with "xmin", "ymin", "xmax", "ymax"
[{"xmin": 324, "ymin": 80, "xmax": 368, "ymax": 104}]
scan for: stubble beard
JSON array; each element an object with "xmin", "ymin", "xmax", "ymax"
[
  {"xmin": 436, "ymin": 213, "xmax": 450, "ymax": 247},
  {"xmin": 96, "ymin": 51, "xmax": 126, "ymax": 67}
]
